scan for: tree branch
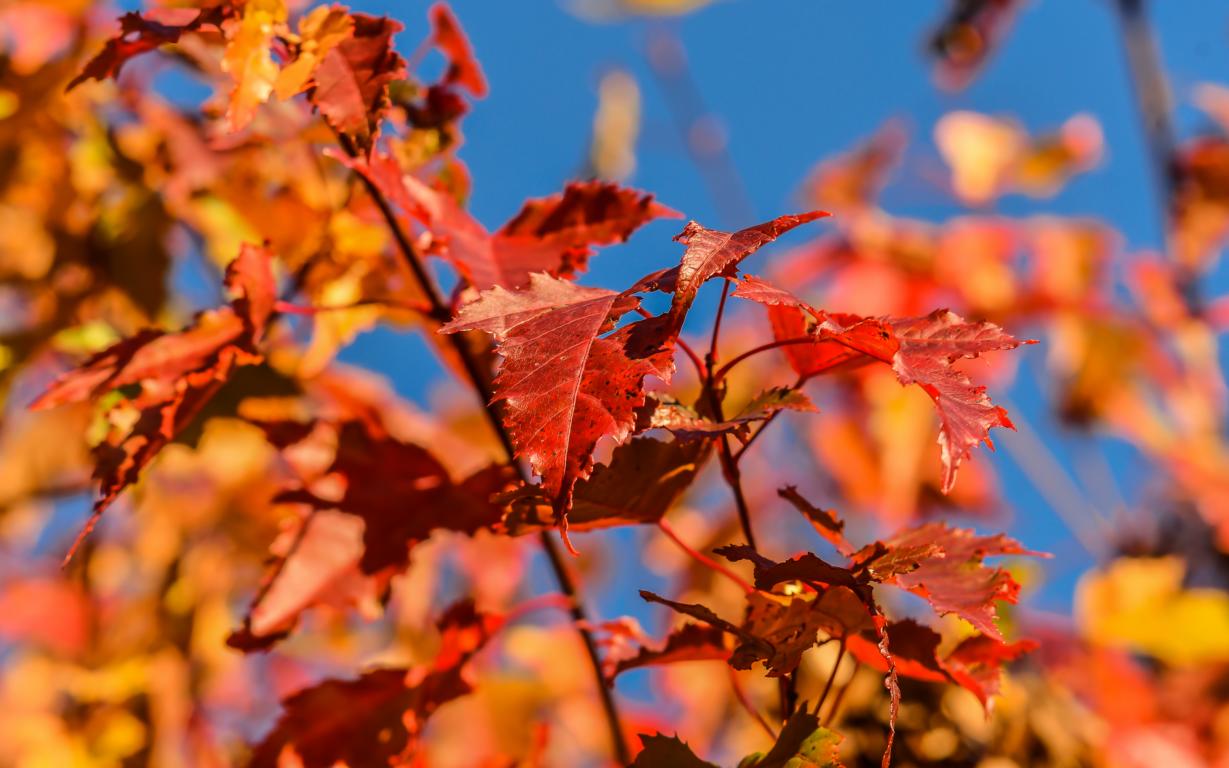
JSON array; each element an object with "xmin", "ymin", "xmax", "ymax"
[
  {"xmin": 1113, "ymin": 0, "xmax": 1200, "ymax": 307},
  {"xmin": 339, "ymin": 140, "xmax": 630, "ymax": 765}
]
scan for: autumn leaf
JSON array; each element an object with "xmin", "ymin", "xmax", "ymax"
[
  {"xmin": 272, "ymin": 6, "xmax": 355, "ymax": 99},
  {"xmin": 865, "ymin": 522, "xmax": 1041, "ymax": 640},
  {"xmin": 248, "ymin": 600, "xmax": 501, "ymax": 767},
  {"xmin": 608, "ymin": 622, "xmax": 729, "ymax": 681},
  {"xmin": 66, "ymin": 7, "xmax": 228, "ymax": 91},
  {"xmin": 310, "ymin": 13, "xmax": 406, "ymax": 153},
  {"xmin": 732, "ymin": 274, "xmax": 898, "ymax": 377},
  {"xmin": 228, "ymin": 509, "xmax": 381, "ymax": 651},
  {"xmin": 429, "ymin": 2, "xmax": 487, "ymax": 98},
  {"xmin": 220, "ymin": 0, "xmax": 287, "ymax": 132},
  {"xmin": 736, "ymin": 274, "xmax": 1029, "ymax": 491},
  {"xmin": 440, "ymin": 274, "xmax": 672, "ymax": 545},
  {"xmin": 802, "ymin": 118, "xmax": 906, "ymax": 212},
  {"xmin": 336, "ymin": 150, "xmax": 678, "ymax": 289},
  {"xmin": 29, "ymin": 244, "xmax": 277, "ymax": 563},
  {"xmin": 502, "ymin": 436, "xmax": 708, "ymax": 533},
  {"xmin": 273, "ymin": 419, "xmax": 512, "ymax": 573},
  {"xmin": 847, "ymin": 618, "xmax": 1035, "ymax": 709},
  {"xmin": 630, "ymin": 734, "xmax": 718, "ymax": 768},
  {"xmin": 631, "ymin": 711, "xmax": 846, "ymax": 768},
  {"xmin": 935, "ymin": 111, "xmax": 1102, "ymax": 205},
  {"xmin": 888, "ymin": 310, "xmax": 1030, "ymax": 490},
  {"xmin": 944, "ymin": 633, "xmax": 1037, "ymax": 706},
  {"xmin": 752, "ymin": 710, "xmax": 846, "ymax": 768},
  {"xmin": 778, "ymin": 485, "xmax": 853, "ymax": 557},
  {"xmin": 632, "ymin": 212, "xmax": 828, "ymax": 331},
  {"xmin": 639, "ymin": 587, "xmax": 868, "ymax": 678}
]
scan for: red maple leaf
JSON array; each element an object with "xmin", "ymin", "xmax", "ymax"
[
  {"xmin": 440, "ymin": 274, "xmax": 672, "ymax": 547},
  {"xmin": 735, "ymin": 275, "xmax": 1030, "ymax": 491},
  {"xmin": 29, "ymin": 244, "xmax": 276, "ymax": 563},
  {"xmin": 227, "ymin": 509, "xmax": 381, "ymax": 652},
  {"xmin": 889, "ymin": 309, "xmax": 1029, "ymax": 492},
  {"xmin": 607, "ymin": 623, "xmax": 729, "ymax": 682},
  {"xmin": 629, "ymin": 213, "xmax": 828, "ymax": 330},
  {"xmin": 428, "ymin": 2, "xmax": 487, "ymax": 98},
  {"xmin": 335, "ymin": 150, "xmax": 678, "ymax": 289},
  {"xmin": 66, "ymin": 7, "xmax": 228, "ymax": 91},
  {"xmin": 311, "ymin": 14, "xmax": 406, "ymax": 153},
  {"xmin": 248, "ymin": 600, "xmax": 502, "ymax": 767},
  {"xmin": 861, "ymin": 522, "xmax": 1043, "ymax": 640},
  {"xmin": 276, "ymin": 420, "xmax": 513, "ymax": 573}
]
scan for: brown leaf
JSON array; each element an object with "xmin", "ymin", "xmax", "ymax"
[
  {"xmin": 608, "ymin": 623, "xmax": 729, "ymax": 681},
  {"xmin": 778, "ymin": 485, "xmax": 852, "ymax": 557}
]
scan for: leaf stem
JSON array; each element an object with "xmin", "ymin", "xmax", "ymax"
[
  {"xmin": 657, "ymin": 519, "xmax": 754, "ymax": 593},
  {"xmin": 635, "ymin": 306, "xmax": 707, "ymax": 380},
  {"xmin": 709, "ymin": 393, "xmax": 758, "ymax": 550},
  {"xmin": 713, "ymin": 336, "xmax": 816, "ymax": 383},
  {"xmin": 729, "ymin": 667, "xmax": 778, "ymax": 740},
  {"xmin": 339, "ymin": 140, "xmax": 631, "ymax": 765},
  {"xmin": 823, "ymin": 659, "xmax": 857, "ymax": 727},
  {"xmin": 1113, "ymin": 0, "xmax": 1200, "ymax": 308},
  {"xmin": 814, "ymin": 640, "xmax": 847, "ymax": 716},
  {"xmin": 702, "ymin": 281, "xmax": 759, "ymax": 549},
  {"xmin": 708, "ymin": 279, "xmax": 731, "ymax": 369}
]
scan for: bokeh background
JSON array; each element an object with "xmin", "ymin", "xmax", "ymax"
[{"xmin": 4, "ymin": 0, "xmax": 1229, "ymax": 765}]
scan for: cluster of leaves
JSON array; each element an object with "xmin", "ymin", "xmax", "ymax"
[{"xmin": 2, "ymin": 0, "xmax": 1228, "ymax": 766}]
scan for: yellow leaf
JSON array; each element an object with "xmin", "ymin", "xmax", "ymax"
[
  {"xmin": 273, "ymin": 6, "xmax": 354, "ymax": 100},
  {"xmin": 221, "ymin": 0, "xmax": 288, "ymax": 132},
  {"xmin": 1076, "ymin": 556, "xmax": 1229, "ymax": 665},
  {"xmin": 935, "ymin": 111, "xmax": 1022, "ymax": 206},
  {"xmin": 589, "ymin": 69, "xmax": 640, "ymax": 181}
]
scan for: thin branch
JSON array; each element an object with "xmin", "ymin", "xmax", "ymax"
[
  {"xmin": 635, "ymin": 306, "xmax": 707, "ymax": 380},
  {"xmin": 1113, "ymin": 0, "xmax": 1200, "ymax": 306},
  {"xmin": 657, "ymin": 518, "xmax": 754, "ymax": 593},
  {"xmin": 729, "ymin": 667, "xmax": 778, "ymax": 740},
  {"xmin": 814, "ymin": 640, "xmax": 847, "ymax": 716},
  {"xmin": 338, "ymin": 140, "xmax": 631, "ymax": 765},
  {"xmin": 709, "ymin": 397, "xmax": 758, "ymax": 550},
  {"xmin": 709, "ymin": 279, "xmax": 732, "ymax": 369},
  {"xmin": 823, "ymin": 660, "xmax": 858, "ymax": 727},
  {"xmin": 714, "ymin": 336, "xmax": 816, "ymax": 383}
]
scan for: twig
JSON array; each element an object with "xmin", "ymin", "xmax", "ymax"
[
  {"xmin": 824, "ymin": 660, "xmax": 858, "ymax": 726},
  {"xmin": 729, "ymin": 667, "xmax": 778, "ymax": 740},
  {"xmin": 657, "ymin": 518, "xmax": 754, "ymax": 593},
  {"xmin": 712, "ymin": 415, "xmax": 757, "ymax": 548},
  {"xmin": 338, "ymin": 139, "xmax": 631, "ymax": 765},
  {"xmin": 1113, "ymin": 0, "xmax": 1200, "ymax": 307},
  {"xmin": 709, "ymin": 279, "xmax": 731, "ymax": 368},
  {"xmin": 714, "ymin": 336, "xmax": 816, "ymax": 382},
  {"xmin": 814, "ymin": 640, "xmax": 847, "ymax": 716}
]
